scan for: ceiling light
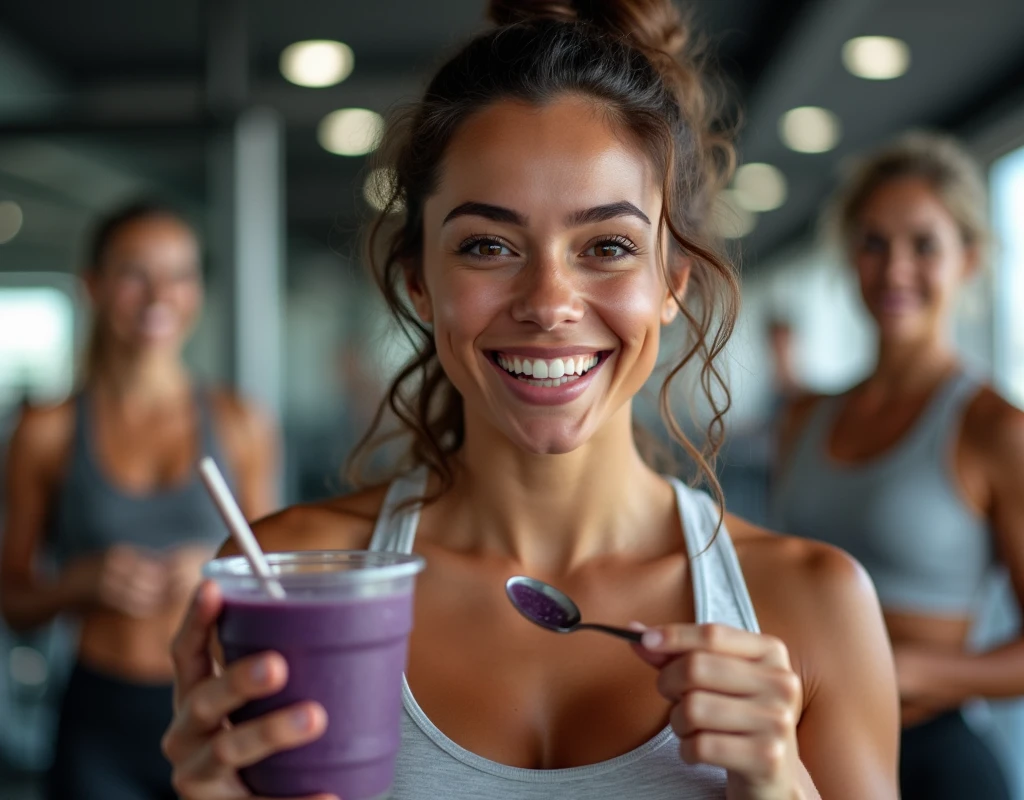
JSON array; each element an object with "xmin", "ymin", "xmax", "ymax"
[
  {"xmin": 363, "ymin": 168, "xmax": 403, "ymax": 213},
  {"xmin": 318, "ymin": 109, "xmax": 384, "ymax": 156},
  {"xmin": 0, "ymin": 201, "xmax": 24, "ymax": 244},
  {"xmin": 779, "ymin": 106, "xmax": 841, "ymax": 154},
  {"xmin": 711, "ymin": 190, "xmax": 757, "ymax": 239},
  {"xmin": 280, "ymin": 40, "xmax": 354, "ymax": 88},
  {"xmin": 733, "ymin": 163, "xmax": 787, "ymax": 212},
  {"xmin": 842, "ymin": 36, "xmax": 910, "ymax": 80}
]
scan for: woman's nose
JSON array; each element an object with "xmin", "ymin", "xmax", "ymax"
[{"xmin": 509, "ymin": 258, "xmax": 584, "ymax": 331}]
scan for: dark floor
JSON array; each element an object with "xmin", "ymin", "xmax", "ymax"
[{"xmin": 0, "ymin": 765, "xmax": 45, "ymax": 800}]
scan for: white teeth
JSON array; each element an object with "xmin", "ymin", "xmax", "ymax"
[{"xmin": 495, "ymin": 352, "xmax": 602, "ymax": 385}]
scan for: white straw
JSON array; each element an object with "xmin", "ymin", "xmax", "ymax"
[{"xmin": 198, "ymin": 456, "xmax": 286, "ymax": 599}]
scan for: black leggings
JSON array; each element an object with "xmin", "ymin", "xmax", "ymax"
[
  {"xmin": 48, "ymin": 662, "xmax": 176, "ymax": 800},
  {"xmin": 900, "ymin": 709, "xmax": 1012, "ymax": 800}
]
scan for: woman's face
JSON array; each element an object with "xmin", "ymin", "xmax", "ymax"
[
  {"xmin": 851, "ymin": 176, "xmax": 976, "ymax": 344},
  {"xmin": 415, "ymin": 97, "xmax": 684, "ymax": 455},
  {"xmin": 90, "ymin": 214, "xmax": 203, "ymax": 357}
]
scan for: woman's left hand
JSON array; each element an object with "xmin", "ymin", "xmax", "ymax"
[
  {"xmin": 632, "ymin": 623, "xmax": 809, "ymax": 800},
  {"xmin": 892, "ymin": 643, "xmax": 956, "ymax": 726}
]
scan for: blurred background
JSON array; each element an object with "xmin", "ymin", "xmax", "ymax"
[{"xmin": 1, "ymin": 0, "xmax": 1023, "ymax": 797}]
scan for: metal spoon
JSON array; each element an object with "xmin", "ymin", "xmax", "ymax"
[{"xmin": 505, "ymin": 575, "xmax": 643, "ymax": 643}]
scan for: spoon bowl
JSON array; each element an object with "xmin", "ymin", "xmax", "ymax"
[{"xmin": 505, "ymin": 576, "xmax": 643, "ymax": 643}]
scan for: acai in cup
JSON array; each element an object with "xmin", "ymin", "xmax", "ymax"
[{"xmin": 203, "ymin": 550, "xmax": 426, "ymax": 800}]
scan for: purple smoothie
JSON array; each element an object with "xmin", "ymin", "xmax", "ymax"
[{"xmin": 205, "ymin": 551, "xmax": 425, "ymax": 800}]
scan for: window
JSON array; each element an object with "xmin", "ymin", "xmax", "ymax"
[
  {"xmin": 991, "ymin": 144, "xmax": 1024, "ymax": 407},
  {"xmin": 0, "ymin": 281, "xmax": 77, "ymax": 412}
]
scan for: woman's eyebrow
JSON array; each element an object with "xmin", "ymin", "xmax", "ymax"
[
  {"xmin": 567, "ymin": 201, "xmax": 651, "ymax": 227},
  {"xmin": 442, "ymin": 200, "xmax": 650, "ymax": 228},
  {"xmin": 443, "ymin": 202, "xmax": 526, "ymax": 226}
]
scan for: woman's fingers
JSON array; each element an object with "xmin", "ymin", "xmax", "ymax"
[
  {"xmin": 678, "ymin": 731, "xmax": 790, "ymax": 782},
  {"xmin": 172, "ymin": 702, "xmax": 327, "ymax": 787},
  {"xmin": 669, "ymin": 690, "xmax": 798, "ymax": 739},
  {"xmin": 171, "ymin": 581, "xmax": 225, "ymax": 705},
  {"xmin": 656, "ymin": 649, "xmax": 802, "ymax": 708},
  {"xmin": 174, "ymin": 652, "xmax": 289, "ymax": 738},
  {"xmin": 642, "ymin": 624, "xmax": 793, "ymax": 670},
  {"xmin": 208, "ymin": 702, "xmax": 327, "ymax": 768}
]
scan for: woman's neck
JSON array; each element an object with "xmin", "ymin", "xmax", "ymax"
[
  {"xmin": 90, "ymin": 349, "xmax": 190, "ymax": 408},
  {"xmin": 441, "ymin": 404, "xmax": 672, "ymax": 574},
  {"xmin": 870, "ymin": 335, "xmax": 958, "ymax": 395}
]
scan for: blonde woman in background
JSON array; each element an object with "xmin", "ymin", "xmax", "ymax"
[
  {"xmin": 1, "ymin": 202, "xmax": 277, "ymax": 800},
  {"xmin": 773, "ymin": 133, "xmax": 1024, "ymax": 800}
]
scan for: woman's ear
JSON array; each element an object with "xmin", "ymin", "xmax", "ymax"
[
  {"xmin": 404, "ymin": 264, "xmax": 433, "ymax": 324},
  {"xmin": 661, "ymin": 254, "xmax": 692, "ymax": 325}
]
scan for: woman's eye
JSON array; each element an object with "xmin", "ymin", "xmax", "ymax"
[
  {"xmin": 915, "ymin": 236, "xmax": 938, "ymax": 256},
  {"xmin": 590, "ymin": 243, "xmax": 625, "ymax": 258},
  {"xmin": 461, "ymin": 239, "xmax": 511, "ymax": 257},
  {"xmin": 861, "ymin": 234, "xmax": 887, "ymax": 254},
  {"xmin": 585, "ymin": 239, "xmax": 636, "ymax": 259}
]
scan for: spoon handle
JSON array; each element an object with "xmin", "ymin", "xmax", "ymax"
[{"xmin": 574, "ymin": 623, "xmax": 644, "ymax": 643}]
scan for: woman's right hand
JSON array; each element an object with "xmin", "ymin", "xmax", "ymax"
[
  {"xmin": 62, "ymin": 544, "xmax": 170, "ymax": 617},
  {"xmin": 162, "ymin": 580, "xmax": 336, "ymax": 800}
]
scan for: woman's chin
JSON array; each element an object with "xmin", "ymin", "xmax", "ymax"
[{"xmin": 501, "ymin": 419, "xmax": 592, "ymax": 457}]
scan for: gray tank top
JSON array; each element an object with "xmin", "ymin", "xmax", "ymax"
[
  {"xmin": 771, "ymin": 371, "xmax": 993, "ymax": 616},
  {"xmin": 368, "ymin": 467, "xmax": 759, "ymax": 799},
  {"xmin": 49, "ymin": 390, "xmax": 231, "ymax": 565}
]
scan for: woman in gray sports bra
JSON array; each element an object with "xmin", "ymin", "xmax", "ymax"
[
  {"xmin": 773, "ymin": 134, "xmax": 1024, "ymax": 800},
  {"xmin": 0, "ymin": 203, "xmax": 278, "ymax": 799},
  {"xmin": 163, "ymin": 2, "xmax": 899, "ymax": 798}
]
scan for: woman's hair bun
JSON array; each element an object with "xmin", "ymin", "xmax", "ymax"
[{"xmin": 488, "ymin": 0, "xmax": 689, "ymax": 58}]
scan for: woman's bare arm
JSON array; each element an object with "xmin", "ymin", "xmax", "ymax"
[
  {"xmin": 741, "ymin": 530, "xmax": 900, "ymax": 799},
  {"xmin": 895, "ymin": 397, "xmax": 1024, "ymax": 707}
]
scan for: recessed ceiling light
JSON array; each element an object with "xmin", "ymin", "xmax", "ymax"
[
  {"xmin": 363, "ymin": 168, "xmax": 403, "ymax": 212},
  {"xmin": 280, "ymin": 40, "xmax": 354, "ymax": 88},
  {"xmin": 733, "ymin": 163, "xmax": 787, "ymax": 212},
  {"xmin": 318, "ymin": 109, "xmax": 384, "ymax": 156},
  {"xmin": 711, "ymin": 190, "xmax": 757, "ymax": 239},
  {"xmin": 779, "ymin": 106, "xmax": 841, "ymax": 154},
  {"xmin": 842, "ymin": 36, "xmax": 910, "ymax": 80},
  {"xmin": 0, "ymin": 201, "xmax": 24, "ymax": 244}
]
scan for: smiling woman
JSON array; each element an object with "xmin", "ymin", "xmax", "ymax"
[
  {"xmin": 0, "ymin": 201, "xmax": 278, "ymax": 800},
  {"xmin": 162, "ymin": 2, "xmax": 900, "ymax": 799}
]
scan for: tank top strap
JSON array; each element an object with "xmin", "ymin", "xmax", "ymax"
[
  {"xmin": 785, "ymin": 394, "xmax": 840, "ymax": 471},
  {"xmin": 368, "ymin": 465, "xmax": 429, "ymax": 554},
  {"xmin": 62, "ymin": 390, "xmax": 93, "ymax": 480},
  {"xmin": 668, "ymin": 477, "xmax": 760, "ymax": 633},
  {"xmin": 918, "ymin": 370, "xmax": 983, "ymax": 463},
  {"xmin": 192, "ymin": 385, "xmax": 235, "ymax": 486}
]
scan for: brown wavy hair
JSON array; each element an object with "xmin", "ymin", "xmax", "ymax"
[{"xmin": 348, "ymin": 0, "xmax": 740, "ymax": 517}]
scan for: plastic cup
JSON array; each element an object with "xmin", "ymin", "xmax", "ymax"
[{"xmin": 203, "ymin": 550, "xmax": 426, "ymax": 800}]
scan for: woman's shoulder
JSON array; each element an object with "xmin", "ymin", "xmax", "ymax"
[
  {"xmin": 203, "ymin": 385, "xmax": 277, "ymax": 464},
  {"xmin": 728, "ymin": 514, "xmax": 876, "ymax": 611},
  {"xmin": 726, "ymin": 515, "xmax": 884, "ymax": 679},
  {"xmin": 961, "ymin": 383, "xmax": 1024, "ymax": 449},
  {"xmin": 231, "ymin": 483, "xmax": 394, "ymax": 556},
  {"xmin": 5, "ymin": 398, "xmax": 77, "ymax": 477},
  {"xmin": 205, "ymin": 386, "xmax": 275, "ymax": 439}
]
